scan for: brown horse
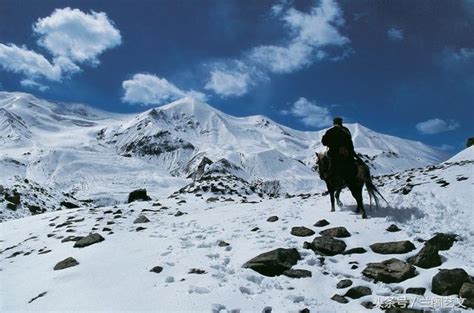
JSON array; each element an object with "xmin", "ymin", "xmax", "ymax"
[{"xmin": 315, "ymin": 152, "xmax": 385, "ymax": 218}]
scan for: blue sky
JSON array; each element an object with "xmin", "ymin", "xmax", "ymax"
[{"xmin": 1, "ymin": 0, "xmax": 473, "ymax": 152}]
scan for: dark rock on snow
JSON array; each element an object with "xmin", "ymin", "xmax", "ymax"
[
  {"xmin": 331, "ymin": 294, "xmax": 349, "ymax": 304},
  {"xmin": 282, "ymin": 268, "xmax": 312, "ymax": 278},
  {"xmin": 267, "ymin": 216, "xmax": 279, "ymax": 222},
  {"xmin": 150, "ymin": 266, "xmax": 163, "ymax": 274},
  {"xmin": 291, "ymin": 226, "xmax": 315, "ymax": 237},
  {"xmin": 386, "ymin": 224, "xmax": 401, "ymax": 232},
  {"xmin": 128, "ymin": 189, "xmax": 151, "ymax": 203},
  {"xmin": 370, "ymin": 240, "xmax": 416, "ymax": 254},
  {"xmin": 319, "ymin": 226, "xmax": 351, "ymax": 238},
  {"xmin": 133, "ymin": 215, "xmax": 150, "ymax": 224},
  {"xmin": 336, "ymin": 279, "xmax": 353, "ymax": 289},
  {"xmin": 342, "ymin": 247, "xmax": 367, "ymax": 255},
  {"xmin": 431, "ymin": 268, "xmax": 470, "ymax": 295},
  {"xmin": 344, "ymin": 286, "xmax": 372, "ymax": 299},
  {"xmin": 314, "ymin": 219, "xmax": 330, "ymax": 227},
  {"xmin": 54, "ymin": 257, "xmax": 79, "ymax": 270},
  {"xmin": 426, "ymin": 233, "xmax": 458, "ymax": 251},
  {"xmin": 362, "ymin": 258, "xmax": 417, "ymax": 283},
  {"xmin": 459, "ymin": 282, "xmax": 474, "ymax": 308},
  {"xmin": 309, "ymin": 236, "xmax": 346, "ymax": 256},
  {"xmin": 73, "ymin": 233, "xmax": 105, "ymax": 248},
  {"xmin": 405, "ymin": 287, "xmax": 426, "ymax": 295},
  {"xmin": 242, "ymin": 248, "xmax": 301, "ymax": 277},
  {"xmin": 407, "ymin": 244, "xmax": 441, "ymax": 269}
]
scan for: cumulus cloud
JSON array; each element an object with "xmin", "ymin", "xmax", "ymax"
[
  {"xmin": 33, "ymin": 7, "xmax": 122, "ymax": 65},
  {"xmin": 122, "ymin": 73, "xmax": 207, "ymax": 105},
  {"xmin": 281, "ymin": 97, "xmax": 332, "ymax": 128},
  {"xmin": 387, "ymin": 27, "xmax": 404, "ymax": 41},
  {"xmin": 0, "ymin": 7, "xmax": 121, "ymax": 89},
  {"xmin": 206, "ymin": 0, "xmax": 350, "ymax": 97},
  {"xmin": 416, "ymin": 118, "xmax": 460, "ymax": 135}
]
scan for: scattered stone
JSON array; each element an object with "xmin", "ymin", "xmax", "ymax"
[
  {"xmin": 314, "ymin": 219, "xmax": 330, "ymax": 227},
  {"xmin": 206, "ymin": 197, "xmax": 219, "ymax": 203},
  {"xmin": 61, "ymin": 236, "xmax": 83, "ymax": 243},
  {"xmin": 189, "ymin": 268, "xmax": 206, "ymax": 274},
  {"xmin": 251, "ymin": 227, "xmax": 260, "ymax": 232},
  {"xmin": 407, "ymin": 244, "xmax": 441, "ymax": 269},
  {"xmin": 431, "ymin": 268, "xmax": 470, "ymax": 295},
  {"xmin": 386, "ymin": 224, "xmax": 401, "ymax": 232},
  {"xmin": 218, "ymin": 240, "xmax": 230, "ymax": 247},
  {"xmin": 344, "ymin": 286, "xmax": 372, "ymax": 299},
  {"xmin": 177, "ymin": 200, "xmax": 186, "ymax": 204},
  {"xmin": 267, "ymin": 216, "xmax": 279, "ymax": 222},
  {"xmin": 299, "ymin": 309, "xmax": 310, "ymax": 313},
  {"xmin": 342, "ymin": 247, "xmax": 367, "ymax": 255},
  {"xmin": 405, "ymin": 287, "xmax": 426, "ymax": 295},
  {"xmin": 136, "ymin": 227, "xmax": 146, "ymax": 232},
  {"xmin": 331, "ymin": 294, "xmax": 348, "ymax": 304},
  {"xmin": 309, "ymin": 236, "xmax": 346, "ymax": 256},
  {"xmin": 362, "ymin": 258, "xmax": 417, "ymax": 283},
  {"xmin": 127, "ymin": 189, "xmax": 151, "ymax": 203},
  {"xmin": 38, "ymin": 249, "xmax": 52, "ymax": 255},
  {"xmin": 282, "ymin": 269, "xmax": 312, "ymax": 278},
  {"xmin": 361, "ymin": 301, "xmax": 376, "ymax": 309},
  {"xmin": 102, "ymin": 227, "xmax": 112, "ymax": 232},
  {"xmin": 319, "ymin": 226, "xmax": 351, "ymax": 238},
  {"xmin": 426, "ymin": 233, "xmax": 458, "ymax": 251},
  {"xmin": 337, "ymin": 279, "xmax": 353, "ymax": 289},
  {"xmin": 54, "ymin": 257, "xmax": 79, "ymax": 270},
  {"xmin": 174, "ymin": 211, "xmax": 186, "ymax": 217},
  {"xmin": 370, "ymin": 240, "xmax": 416, "ymax": 254},
  {"xmin": 242, "ymin": 248, "xmax": 301, "ymax": 277},
  {"xmin": 459, "ymin": 282, "xmax": 474, "ymax": 308},
  {"xmin": 28, "ymin": 291, "xmax": 47, "ymax": 303},
  {"xmin": 291, "ymin": 226, "xmax": 315, "ymax": 237},
  {"xmin": 133, "ymin": 215, "xmax": 150, "ymax": 224},
  {"xmin": 107, "ymin": 221, "xmax": 115, "ymax": 225},
  {"xmin": 60, "ymin": 201, "xmax": 79, "ymax": 209},
  {"xmin": 150, "ymin": 266, "xmax": 163, "ymax": 274},
  {"xmin": 73, "ymin": 233, "xmax": 104, "ymax": 248},
  {"xmin": 351, "ymin": 265, "xmax": 358, "ymax": 270}
]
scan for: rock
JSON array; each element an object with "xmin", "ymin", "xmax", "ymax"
[
  {"xmin": 342, "ymin": 247, "xmax": 367, "ymax": 255},
  {"xmin": 73, "ymin": 233, "xmax": 105, "ymax": 248},
  {"xmin": 136, "ymin": 227, "xmax": 146, "ymax": 231},
  {"xmin": 459, "ymin": 282, "xmax": 474, "ymax": 308},
  {"xmin": 331, "ymin": 294, "xmax": 348, "ymax": 304},
  {"xmin": 386, "ymin": 224, "xmax": 401, "ymax": 232},
  {"xmin": 127, "ymin": 189, "xmax": 151, "ymax": 203},
  {"xmin": 291, "ymin": 226, "xmax": 315, "ymax": 237},
  {"xmin": 189, "ymin": 268, "xmax": 206, "ymax": 274},
  {"xmin": 431, "ymin": 268, "xmax": 470, "ymax": 295},
  {"xmin": 217, "ymin": 240, "xmax": 230, "ymax": 247},
  {"xmin": 54, "ymin": 257, "xmax": 79, "ymax": 270},
  {"xmin": 362, "ymin": 258, "xmax": 417, "ymax": 283},
  {"xmin": 61, "ymin": 235, "xmax": 84, "ymax": 243},
  {"xmin": 251, "ymin": 227, "xmax": 260, "ymax": 232},
  {"xmin": 314, "ymin": 219, "xmax": 330, "ymax": 227},
  {"xmin": 370, "ymin": 240, "xmax": 416, "ymax": 254},
  {"xmin": 242, "ymin": 248, "xmax": 301, "ymax": 277},
  {"xmin": 299, "ymin": 309, "xmax": 310, "ymax": 313},
  {"xmin": 60, "ymin": 201, "xmax": 79, "ymax": 209},
  {"xmin": 426, "ymin": 233, "xmax": 458, "ymax": 251},
  {"xmin": 319, "ymin": 226, "xmax": 351, "ymax": 238},
  {"xmin": 133, "ymin": 215, "xmax": 150, "ymax": 224},
  {"xmin": 405, "ymin": 287, "xmax": 426, "ymax": 295},
  {"xmin": 407, "ymin": 244, "xmax": 441, "ymax": 269},
  {"xmin": 337, "ymin": 279, "xmax": 353, "ymax": 289},
  {"xmin": 267, "ymin": 216, "xmax": 279, "ymax": 222},
  {"xmin": 361, "ymin": 301, "xmax": 375, "ymax": 309},
  {"xmin": 309, "ymin": 236, "xmax": 346, "ymax": 256},
  {"xmin": 344, "ymin": 286, "xmax": 372, "ymax": 299},
  {"xmin": 282, "ymin": 269, "xmax": 312, "ymax": 278},
  {"xmin": 150, "ymin": 266, "xmax": 163, "ymax": 274}
]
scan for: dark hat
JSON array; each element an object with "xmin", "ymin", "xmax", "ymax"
[{"xmin": 333, "ymin": 117, "xmax": 343, "ymax": 125}]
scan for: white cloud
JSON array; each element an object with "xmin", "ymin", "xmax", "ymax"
[
  {"xmin": 33, "ymin": 7, "xmax": 122, "ymax": 65},
  {"xmin": 122, "ymin": 73, "xmax": 207, "ymax": 105},
  {"xmin": 387, "ymin": 27, "xmax": 404, "ymax": 41},
  {"xmin": 20, "ymin": 79, "xmax": 50, "ymax": 92},
  {"xmin": 416, "ymin": 118, "xmax": 460, "ymax": 135},
  {"xmin": 205, "ymin": 68, "xmax": 251, "ymax": 97},
  {"xmin": 248, "ymin": 0, "xmax": 349, "ymax": 74},
  {"xmin": 282, "ymin": 97, "xmax": 332, "ymax": 128}
]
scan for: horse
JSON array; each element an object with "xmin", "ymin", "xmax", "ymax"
[{"xmin": 315, "ymin": 151, "xmax": 385, "ymax": 218}]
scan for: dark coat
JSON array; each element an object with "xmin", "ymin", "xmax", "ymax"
[{"xmin": 321, "ymin": 125, "xmax": 354, "ymax": 156}]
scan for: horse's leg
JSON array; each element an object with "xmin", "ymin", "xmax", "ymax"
[
  {"xmin": 328, "ymin": 186, "xmax": 336, "ymax": 212},
  {"xmin": 348, "ymin": 182, "xmax": 367, "ymax": 218},
  {"xmin": 335, "ymin": 188, "xmax": 343, "ymax": 207}
]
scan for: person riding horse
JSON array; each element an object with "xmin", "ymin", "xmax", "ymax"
[{"xmin": 321, "ymin": 117, "xmax": 356, "ymax": 179}]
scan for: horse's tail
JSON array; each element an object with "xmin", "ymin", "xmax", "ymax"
[{"xmin": 355, "ymin": 155, "xmax": 387, "ymax": 208}]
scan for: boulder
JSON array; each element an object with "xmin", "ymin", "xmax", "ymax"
[
  {"xmin": 407, "ymin": 245, "xmax": 441, "ymax": 269},
  {"xmin": 314, "ymin": 219, "xmax": 330, "ymax": 227},
  {"xmin": 459, "ymin": 282, "xmax": 474, "ymax": 308},
  {"xmin": 73, "ymin": 233, "xmax": 105, "ymax": 248},
  {"xmin": 282, "ymin": 269, "xmax": 312, "ymax": 278},
  {"xmin": 370, "ymin": 240, "xmax": 416, "ymax": 254},
  {"xmin": 386, "ymin": 224, "xmax": 401, "ymax": 232},
  {"xmin": 362, "ymin": 258, "xmax": 417, "ymax": 283},
  {"xmin": 342, "ymin": 247, "xmax": 367, "ymax": 255},
  {"xmin": 426, "ymin": 233, "xmax": 458, "ymax": 251},
  {"xmin": 133, "ymin": 215, "xmax": 150, "ymax": 224},
  {"xmin": 431, "ymin": 268, "xmax": 470, "ymax": 295},
  {"xmin": 127, "ymin": 189, "xmax": 151, "ymax": 203},
  {"xmin": 267, "ymin": 216, "xmax": 279, "ymax": 222},
  {"xmin": 336, "ymin": 279, "xmax": 353, "ymax": 289},
  {"xmin": 319, "ymin": 226, "xmax": 351, "ymax": 238},
  {"xmin": 150, "ymin": 266, "xmax": 163, "ymax": 274},
  {"xmin": 54, "ymin": 257, "xmax": 79, "ymax": 270},
  {"xmin": 331, "ymin": 294, "xmax": 348, "ymax": 304},
  {"xmin": 309, "ymin": 236, "xmax": 346, "ymax": 256},
  {"xmin": 344, "ymin": 286, "xmax": 372, "ymax": 299},
  {"xmin": 291, "ymin": 226, "xmax": 315, "ymax": 237},
  {"xmin": 242, "ymin": 248, "xmax": 301, "ymax": 277}
]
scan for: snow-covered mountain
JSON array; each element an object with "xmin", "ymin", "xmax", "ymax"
[{"xmin": 0, "ymin": 91, "xmax": 447, "ymax": 219}]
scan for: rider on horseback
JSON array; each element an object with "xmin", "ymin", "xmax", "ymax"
[{"xmin": 321, "ymin": 117, "xmax": 356, "ymax": 179}]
